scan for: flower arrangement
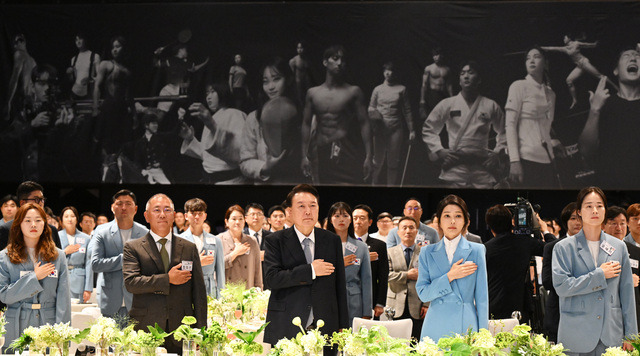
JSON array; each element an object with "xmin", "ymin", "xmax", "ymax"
[
  {"xmin": 38, "ymin": 322, "xmax": 86, "ymax": 356},
  {"xmin": 173, "ymin": 316, "xmax": 202, "ymax": 356},
  {"xmin": 269, "ymin": 317, "xmax": 326, "ymax": 356},
  {"xmin": 414, "ymin": 336, "xmax": 441, "ymax": 356},
  {"xmin": 224, "ymin": 322, "xmax": 269, "ymax": 356},
  {"xmin": 135, "ymin": 324, "xmax": 172, "ymax": 356},
  {"xmin": 331, "ymin": 325, "xmax": 412, "ymax": 356},
  {"xmin": 87, "ymin": 317, "xmax": 119, "ymax": 351},
  {"xmin": 10, "ymin": 326, "xmax": 44, "ymax": 353},
  {"xmin": 200, "ymin": 320, "xmax": 227, "ymax": 356},
  {"xmin": 112, "ymin": 324, "xmax": 139, "ymax": 355},
  {"xmin": 211, "ymin": 282, "xmax": 270, "ymax": 324},
  {"xmin": 602, "ymin": 347, "xmax": 640, "ymax": 356},
  {"xmin": 494, "ymin": 324, "xmax": 566, "ymax": 356}
]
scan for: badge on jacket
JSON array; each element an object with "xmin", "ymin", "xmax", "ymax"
[
  {"xmin": 600, "ymin": 241, "xmax": 615, "ymax": 256},
  {"xmin": 345, "ymin": 242, "xmax": 358, "ymax": 253},
  {"xmin": 49, "ymin": 270, "xmax": 58, "ymax": 278},
  {"xmin": 182, "ymin": 261, "xmax": 193, "ymax": 271}
]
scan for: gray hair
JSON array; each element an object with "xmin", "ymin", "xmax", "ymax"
[{"xmin": 145, "ymin": 193, "xmax": 175, "ymax": 211}]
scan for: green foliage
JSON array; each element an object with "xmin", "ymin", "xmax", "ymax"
[
  {"xmin": 9, "ymin": 334, "xmax": 32, "ymax": 353},
  {"xmin": 173, "ymin": 317, "xmax": 202, "ymax": 342}
]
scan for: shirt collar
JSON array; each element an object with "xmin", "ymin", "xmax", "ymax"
[
  {"xmin": 401, "ymin": 242, "xmax": 416, "ymax": 251},
  {"xmin": 443, "ymin": 234, "xmax": 462, "ymax": 249},
  {"xmin": 150, "ymin": 229, "xmax": 172, "ymax": 243},
  {"xmin": 355, "ymin": 232, "xmax": 368, "ymax": 242},
  {"xmin": 248, "ymin": 228, "xmax": 259, "ymax": 236},
  {"xmin": 294, "ymin": 225, "xmax": 315, "ymax": 244},
  {"xmin": 525, "ymin": 74, "xmax": 545, "ymax": 89}
]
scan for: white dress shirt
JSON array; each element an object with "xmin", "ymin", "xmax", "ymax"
[
  {"xmin": 248, "ymin": 228, "xmax": 261, "ymax": 246},
  {"xmin": 150, "ymin": 230, "xmax": 172, "ymax": 259},
  {"xmin": 443, "ymin": 235, "xmax": 462, "ymax": 264}
]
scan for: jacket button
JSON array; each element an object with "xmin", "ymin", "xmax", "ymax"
[
  {"xmin": 598, "ymin": 297, "xmax": 602, "ymax": 301},
  {"xmin": 597, "ymin": 315, "xmax": 601, "ymax": 319},
  {"xmin": 439, "ymin": 300, "xmax": 443, "ymax": 304}
]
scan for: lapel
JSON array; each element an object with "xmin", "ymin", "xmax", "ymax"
[
  {"xmin": 575, "ymin": 231, "xmax": 597, "ymax": 271},
  {"xmin": 141, "ymin": 233, "xmax": 165, "ymax": 272},
  {"xmin": 283, "ymin": 227, "xmax": 307, "ymax": 265},
  {"xmin": 431, "ymin": 239, "xmax": 451, "ymax": 276},
  {"xmin": 409, "ymin": 245, "xmax": 421, "ymax": 269},
  {"xmin": 59, "ymin": 230, "xmax": 69, "ymax": 248},
  {"xmin": 171, "ymin": 234, "xmax": 184, "ymax": 267},
  {"xmin": 452, "ymin": 236, "xmax": 472, "ymax": 264},
  {"xmin": 597, "ymin": 232, "xmax": 612, "ymax": 267},
  {"xmin": 110, "ymin": 222, "xmax": 123, "ymax": 252}
]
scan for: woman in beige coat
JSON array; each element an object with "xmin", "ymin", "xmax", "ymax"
[{"xmin": 220, "ymin": 205, "xmax": 263, "ymax": 289}]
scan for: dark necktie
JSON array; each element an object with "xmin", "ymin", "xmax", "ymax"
[
  {"xmin": 404, "ymin": 247, "xmax": 412, "ymax": 268},
  {"xmin": 254, "ymin": 231, "xmax": 260, "ymax": 246},
  {"xmin": 159, "ymin": 238, "xmax": 169, "ymax": 272}
]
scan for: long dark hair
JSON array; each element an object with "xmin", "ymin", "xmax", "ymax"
[
  {"xmin": 256, "ymin": 57, "xmax": 297, "ymax": 121},
  {"xmin": 9, "ymin": 203, "xmax": 58, "ymax": 264},
  {"xmin": 326, "ymin": 202, "xmax": 354, "ymax": 238},
  {"xmin": 526, "ymin": 46, "xmax": 551, "ymax": 87}
]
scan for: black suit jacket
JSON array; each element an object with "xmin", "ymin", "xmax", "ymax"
[
  {"xmin": 542, "ymin": 235, "xmax": 564, "ymax": 342},
  {"xmin": 485, "ymin": 232, "xmax": 545, "ymax": 320},
  {"xmin": 364, "ymin": 235, "xmax": 388, "ymax": 308},
  {"xmin": 0, "ymin": 220, "xmax": 62, "ymax": 250},
  {"xmin": 123, "ymin": 233, "xmax": 207, "ymax": 352},
  {"xmin": 243, "ymin": 227, "xmax": 272, "ymax": 250},
  {"xmin": 625, "ymin": 241, "xmax": 640, "ymax": 331},
  {"xmin": 263, "ymin": 227, "xmax": 348, "ymax": 345}
]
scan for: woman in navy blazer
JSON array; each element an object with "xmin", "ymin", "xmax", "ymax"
[
  {"xmin": 327, "ymin": 202, "xmax": 373, "ymax": 325},
  {"xmin": 416, "ymin": 195, "xmax": 488, "ymax": 341},
  {"xmin": 552, "ymin": 187, "xmax": 637, "ymax": 355}
]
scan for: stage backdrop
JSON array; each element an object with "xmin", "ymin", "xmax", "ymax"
[{"xmin": 2, "ymin": 1, "xmax": 639, "ymax": 190}]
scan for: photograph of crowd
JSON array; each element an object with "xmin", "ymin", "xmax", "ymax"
[{"xmin": 1, "ymin": 1, "xmax": 640, "ymax": 190}]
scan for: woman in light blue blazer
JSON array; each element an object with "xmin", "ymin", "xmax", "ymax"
[
  {"xmin": 552, "ymin": 187, "xmax": 637, "ymax": 355},
  {"xmin": 0, "ymin": 204, "xmax": 70, "ymax": 351},
  {"xmin": 59, "ymin": 206, "xmax": 93, "ymax": 302},
  {"xmin": 416, "ymin": 195, "xmax": 488, "ymax": 341},
  {"xmin": 327, "ymin": 202, "xmax": 373, "ymax": 325},
  {"xmin": 179, "ymin": 198, "xmax": 225, "ymax": 298}
]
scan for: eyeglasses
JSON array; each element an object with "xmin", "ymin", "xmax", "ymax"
[
  {"xmin": 25, "ymin": 197, "xmax": 46, "ymax": 204},
  {"xmin": 246, "ymin": 213, "xmax": 264, "ymax": 218},
  {"xmin": 405, "ymin": 206, "xmax": 421, "ymax": 211},
  {"xmin": 606, "ymin": 222, "xmax": 627, "ymax": 227},
  {"xmin": 150, "ymin": 207, "xmax": 174, "ymax": 215}
]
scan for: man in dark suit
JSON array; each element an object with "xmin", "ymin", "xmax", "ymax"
[
  {"xmin": 123, "ymin": 193, "xmax": 207, "ymax": 354},
  {"xmin": 542, "ymin": 202, "xmax": 581, "ymax": 342},
  {"xmin": 0, "ymin": 180, "xmax": 62, "ymax": 250},
  {"xmin": 484, "ymin": 204, "xmax": 545, "ymax": 324},
  {"xmin": 263, "ymin": 184, "xmax": 348, "ymax": 355},
  {"xmin": 353, "ymin": 204, "xmax": 388, "ymax": 320},
  {"xmin": 243, "ymin": 202, "xmax": 272, "ymax": 257}
]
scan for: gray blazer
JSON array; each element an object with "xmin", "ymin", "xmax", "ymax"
[
  {"xmin": 387, "ymin": 244, "xmax": 425, "ymax": 319},
  {"xmin": 553, "ymin": 231, "xmax": 638, "ymax": 353},
  {"xmin": 343, "ymin": 236, "xmax": 373, "ymax": 324},
  {"xmin": 89, "ymin": 220, "xmax": 148, "ymax": 316}
]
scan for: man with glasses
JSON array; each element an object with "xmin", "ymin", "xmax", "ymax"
[
  {"xmin": 386, "ymin": 198, "xmax": 439, "ymax": 248},
  {"xmin": 603, "ymin": 206, "xmax": 629, "ymax": 240},
  {"xmin": 123, "ymin": 193, "xmax": 206, "ymax": 354},
  {"xmin": 90, "ymin": 189, "xmax": 148, "ymax": 320},
  {"xmin": 179, "ymin": 198, "xmax": 225, "ymax": 298},
  {"xmin": 0, "ymin": 180, "xmax": 61, "ymax": 250},
  {"xmin": 243, "ymin": 203, "xmax": 272, "ymax": 261}
]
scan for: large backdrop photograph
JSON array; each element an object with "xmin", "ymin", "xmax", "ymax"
[{"xmin": 2, "ymin": 1, "xmax": 640, "ymax": 190}]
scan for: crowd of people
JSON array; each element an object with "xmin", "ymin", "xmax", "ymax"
[
  {"xmin": 1, "ymin": 180, "xmax": 639, "ymax": 355},
  {"xmin": 4, "ymin": 28, "xmax": 640, "ymax": 189}
]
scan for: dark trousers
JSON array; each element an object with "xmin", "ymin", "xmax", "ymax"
[{"xmin": 395, "ymin": 297, "xmax": 423, "ymax": 342}]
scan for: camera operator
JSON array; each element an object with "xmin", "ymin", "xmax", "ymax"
[
  {"xmin": 3, "ymin": 65, "xmax": 75, "ymax": 181},
  {"xmin": 484, "ymin": 204, "xmax": 548, "ymax": 325}
]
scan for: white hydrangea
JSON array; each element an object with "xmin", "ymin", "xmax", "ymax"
[
  {"xmin": 273, "ymin": 338, "xmax": 303, "ymax": 356},
  {"xmin": 471, "ymin": 329, "xmax": 495, "ymax": 349},
  {"xmin": 415, "ymin": 336, "xmax": 440, "ymax": 356},
  {"xmin": 602, "ymin": 347, "xmax": 630, "ymax": 356},
  {"xmin": 299, "ymin": 332, "xmax": 323, "ymax": 353},
  {"xmin": 87, "ymin": 317, "xmax": 118, "ymax": 346}
]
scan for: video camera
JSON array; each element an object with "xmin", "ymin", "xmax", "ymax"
[{"xmin": 504, "ymin": 197, "xmax": 541, "ymax": 236}]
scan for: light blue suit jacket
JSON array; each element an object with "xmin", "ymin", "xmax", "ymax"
[
  {"xmin": 179, "ymin": 229, "xmax": 225, "ymax": 298},
  {"xmin": 416, "ymin": 236, "xmax": 488, "ymax": 341},
  {"xmin": 0, "ymin": 248, "xmax": 71, "ymax": 347},
  {"xmin": 344, "ymin": 236, "xmax": 373, "ymax": 325},
  {"xmin": 89, "ymin": 220, "xmax": 148, "ymax": 316},
  {"xmin": 552, "ymin": 231, "xmax": 638, "ymax": 353},
  {"xmin": 59, "ymin": 229, "xmax": 93, "ymax": 295},
  {"xmin": 387, "ymin": 222, "xmax": 439, "ymax": 248}
]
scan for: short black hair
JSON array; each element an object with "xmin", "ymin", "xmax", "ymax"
[
  {"xmin": 285, "ymin": 184, "xmax": 319, "ymax": 207},
  {"xmin": 459, "ymin": 60, "xmax": 482, "ymax": 79},
  {"xmin": 80, "ymin": 212, "xmax": 96, "ymax": 223},
  {"xmin": 268, "ymin": 205, "xmax": 285, "ymax": 217},
  {"xmin": 1, "ymin": 195, "xmax": 17, "ymax": 206},
  {"xmin": 205, "ymin": 82, "xmax": 232, "ymax": 108},
  {"xmin": 405, "ymin": 197, "xmax": 422, "ymax": 207},
  {"xmin": 398, "ymin": 216, "xmax": 418, "ymax": 227},
  {"xmin": 606, "ymin": 206, "xmax": 628, "ymax": 222},
  {"xmin": 184, "ymin": 198, "xmax": 207, "ymax": 213},
  {"xmin": 16, "ymin": 181, "xmax": 44, "ymax": 202},
  {"xmin": 245, "ymin": 203, "xmax": 265, "ymax": 214},
  {"xmin": 485, "ymin": 204, "xmax": 513, "ymax": 234},
  {"xmin": 323, "ymin": 45, "xmax": 345, "ymax": 61},
  {"xmin": 112, "ymin": 189, "xmax": 137, "ymax": 205},
  {"xmin": 353, "ymin": 204, "xmax": 373, "ymax": 220}
]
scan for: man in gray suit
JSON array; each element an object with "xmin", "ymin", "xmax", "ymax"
[
  {"xmin": 90, "ymin": 190, "xmax": 148, "ymax": 320},
  {"xmin": 387, "ymin": 216, "xmax": 427, "ymax": 340}
]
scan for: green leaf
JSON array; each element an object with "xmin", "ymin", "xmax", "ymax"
[
  {"xmin": 72, "ymin": 328, "xmax": 91, "ymax": 344},
  {"xmin": 445, "ymin": 342, "xmax": 472, "ymax": 356},
  {"xmin": 181, "ymin": 316, "xmax": 197, "ymax": 326}
]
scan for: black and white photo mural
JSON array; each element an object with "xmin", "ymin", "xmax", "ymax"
[{"xmin": 2, "ymin": 1, "xmax": 640, "ymax": 190}]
